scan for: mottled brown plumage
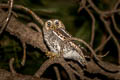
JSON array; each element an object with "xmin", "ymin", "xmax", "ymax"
[{"xmin": 43, "ymin": 19, "xmax": 87, "ymax": 67}]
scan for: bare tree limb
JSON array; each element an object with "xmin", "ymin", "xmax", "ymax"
[
  {"xmin": 0, "ymin": 0, "xmax": 13, "ymax": 34},
  {"xmin": 0, "ymin": 9, "xmax": 48, "ymax": 52}
]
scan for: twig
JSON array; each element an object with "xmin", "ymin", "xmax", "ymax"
[
  {"xmin": 0, "ymin": 4, "xmax": 44, "ymax": 26},
  {"xmin": 87, "ymin": 0, "xmax": 103, "ymax": 14},
  {"xmin": 34, "ymin": 57, "xmax": 76, "ymax": 80},
  {"xmin": 78, "ymin": 6, "xmax": 84, "ymax": 12},
  {"xmin": 67, "ymin": 61, "xmax": 84, "ymax": 79},
  {"xmin": 95, "ymin": 36, "xmax": 111, "ymax": 52},
  {"xmin": 77, "ymin": 0, "xmax": 86, "ymax": 12},
  {"xmin": 84, "ymin": 7, "xmax": 95, "ymax": 47},
  {"xmin": 111, "ymin": 0, "xmax": 120, "ymax": 34},
  {"xmin": 69, "ymin": 68, "xmax": 81, "ymax": 80},
  {"xmin": 87, "ymin": 0, "xmax": 120, "ymax": 15},
  {"xmin": 98, "ymin": 51, "xmax": 110, "ymax": 58},
  {"xmin": 100, "ymin": 16, "xmax": 120, "ymax": 64},
  {"xmin": 27, "ymin": 22, "xmax": 42, "ymax": 32},
  {"xmin": 111, "ymin": 16, "xmax": 120, "ymax": 34},
  {"xmin": 65, "ymin": 37, "xmax": 120, "ymax": 73},
  {"xmin": 21, "ymin": 42, "xmax": 26, "ymax": 66},
  {"xmin": 9, "ymin": 57, "xmax": 16, "ymax": 74},
  {"xmin": 65, "ymin": 37, "xmax": 99, "ymax": 60},
  {"xmin": 0, "ymin": 0, "xmax": 13, "ymax": 34},
  {"xmin": 0, "ymin": 9, "xmax": 48, "ymax": 52},
  {"xmin": 104, "ymin": 9, "xmax": 120, "ymax": 15},
  {"xmin": 53, "ymin": 66, "xmax": 61, "ymax": 80}
]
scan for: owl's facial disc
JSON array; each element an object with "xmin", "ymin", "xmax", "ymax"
[
  {"xmin": 54, "ymin": 20, "xmax": 59, "ymax": 27},
  {"xmin": 53, "ymin": 19, "xmax": 65, "ymax": 29},
  {"xmin": 45, "ymin": 20, "xmax": 55, "ymax": 30},
  {"xmin": 44, "ymin": 19, "xmax": 65, "ymax": 30}
]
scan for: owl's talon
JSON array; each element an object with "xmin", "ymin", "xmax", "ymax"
[{"xmin": 46, "ymin": 51, "xmax": 60, "ymax": 59}]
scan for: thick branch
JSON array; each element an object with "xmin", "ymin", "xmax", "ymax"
[
  {"xmin": 0, "ymin": 9, "xmax": 48, "ymax": 52},
  {"xmin": 0, "ymin": 69, "xmax": 51, "ymax": 80}
]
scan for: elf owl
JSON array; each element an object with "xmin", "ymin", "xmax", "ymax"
[{"xmin": 43, "ymin": 19, "xmax": 87, "ymax": 67}]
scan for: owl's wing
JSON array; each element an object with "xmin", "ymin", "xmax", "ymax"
[
  {"xmin": 72, "ymin": 41, "xmax": 89, "ymax": 57},
  {"xmin": 56, "ymin": 28, "xmax": 72, "ymax": 38}
]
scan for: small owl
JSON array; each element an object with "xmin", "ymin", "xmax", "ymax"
[{"xmin": 43, "ymin": 19, "xmax": 87, "ymax": 67}]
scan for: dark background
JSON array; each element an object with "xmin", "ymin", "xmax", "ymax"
[{"xmin": 0, "ymin": 0, "xmax": 119, "ymax": 75}]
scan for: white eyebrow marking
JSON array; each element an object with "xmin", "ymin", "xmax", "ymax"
[
  {"xmin": 54, "ymin": 19, "xmax": 59, "ymax": 23},
  {"xmin": 47, "ymin": 20, "xmax": 52, "ymax": 23}
]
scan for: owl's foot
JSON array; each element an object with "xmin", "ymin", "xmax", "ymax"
[{"xmin": 46, "ymin": 51, "xmax": 60, "ymax": 59}]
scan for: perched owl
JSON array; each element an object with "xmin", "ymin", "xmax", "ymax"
[{"xmin": 43, "ymin": 19, "xmax": 87, "ymax": 67}]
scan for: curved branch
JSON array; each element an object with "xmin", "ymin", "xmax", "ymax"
[
  {"xmin": 21, "ymin": 42, "xmax": 26, "ymax": 66},
  {"xmin": 34, "ymin": 57, "xmax": 76, "ymax": 80},
  {"xmin": 95, "ymin": 36, "xmax": 111, "ymax": 52},
  {"xmin": 84, "ymin": 7, "xmax": 95, "ymax": 47},
  {"xmin": 0, "ymin": 4, "xmax": 44, "ymax": 26},
  {"xmin": 111, "ymin": 0, "xmax": 120, "ymax": 34},
  {"xmin": 65, "ymin": 37, "xmax": 120, "ymax": 73},
  {"xmin": 100, "ymin": 16, "xmax": 120, "ymax": 64},
  {"xmin": 0, "ymin": 0, "xmax": 14, "ymax": 34},
  {"xmin": 9, "ymin": 57, "xmax": 16, "ymax": 74},
  {"xmin": 111, "ymin": 16, "xmax": 120, "ymax": 34},
  {"xmin": 53, "ymin": 66, "xmax": 61, "ymax": 80},
  {"xmin": 0, "ymin": 9, "xmax": 48, "ymax": 52}
]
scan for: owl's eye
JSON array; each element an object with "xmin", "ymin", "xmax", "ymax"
[
  {"xmin": 54, "ymin": 20, "xmax": 59, "ymax": 26},
  {"xmin": 47, "ymin": 21, "xmax": 52, "ymax": 27}
]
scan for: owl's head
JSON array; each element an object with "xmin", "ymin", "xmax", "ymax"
[{"xmin": 44, "ymin": 19, "xmax": 65, "ymax": 31}]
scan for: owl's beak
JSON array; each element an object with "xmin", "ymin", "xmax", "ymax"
[{"xmin": 52, "ymin": 25, "xmax": 56, "ymax": 30}]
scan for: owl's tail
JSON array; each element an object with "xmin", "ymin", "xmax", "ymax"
[{"xmin": 78, "ymin": 56, "xmax": 87, "ymax": 68}]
